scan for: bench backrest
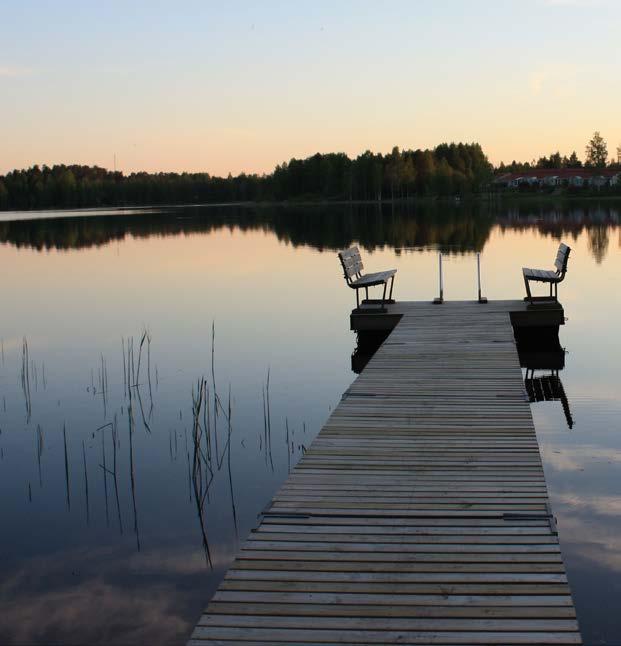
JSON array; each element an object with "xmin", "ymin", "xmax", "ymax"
[
  {"xmin": 554, "ymin": 243, "xmax": 571, "ymax": 276},
  {"xmin": 338, "ymin": 246, "xmax": 364, "ymax": 282}
]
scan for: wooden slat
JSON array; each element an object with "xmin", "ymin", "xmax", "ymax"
[
  {"xmin": 338, "ymin": 247, "xmax": 363, "ymax": 279},
  {"xmin": 188, "ymin": 300, "xmax": 581, "ymax": 645}
]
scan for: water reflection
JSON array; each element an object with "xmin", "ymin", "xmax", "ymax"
[
  {"xmin": 0, "ymin": 323, "xmax": 312, "ymax": 645},
  {"xmin": 587, "ymin": 225, "xmax": 610, "ymax": 263},
  {"xmin": 0, "ymin": 200, "xmax": 619, "ymax": 262},
  {"xmin": 517, "ymin": 331, "xmax": 574, "ymax": 430},
  {"xmin": 1, "ymin": 202, "xmax": 620, "ymax": 645},
  {"xmin": 351, "ymin": 330, "xmax": 390, "ymax": 374}
]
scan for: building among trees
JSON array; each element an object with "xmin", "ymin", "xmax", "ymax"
[{"xmin": 494, "ymin": 168, "xmax": 620, "ymax": 190}]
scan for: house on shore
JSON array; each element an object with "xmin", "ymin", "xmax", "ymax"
[{"xmin": 494, "ymin": 168, "xmax": 621, "ymax": 190}]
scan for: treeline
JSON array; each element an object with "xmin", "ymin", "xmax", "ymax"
[
  {"xmin": 499, "ymin": 152, "xmax": 584, "ymax": 173},
  {"xmin": 498, "ymin": 132, "xmax": 621, "ymax": 173},
  {"xmin": 0, "ymin": 143, "xmax": 492, "ymax": 210}
]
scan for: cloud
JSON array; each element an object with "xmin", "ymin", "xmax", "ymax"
[
  {"xmin": 0, "ymin": 543, "xmax": 229, "ymax": 645},
  {"xmin": 555, "ymin": 492, "xmax": 621, "ymax": 516},
  {"xmin": 127, "ymin": 544, "xmax": 237, "ymax": 575},
  {"xmin": 1, "ymin": 575, "xmax": 191, "ymax": 645},
  {"xmin": 556, "ymin": 514, "xmax": 621, "ymax": 572},
  {"xmin": 541, "ymin": 445, "xmax": 621, "ymax": 471}
]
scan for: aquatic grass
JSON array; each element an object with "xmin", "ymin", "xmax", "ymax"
[
  {"xmin": 121, "ymin": 337, "xmax": 127, "ymax": 393},
  {"xmin": 82, "ymin": 439, "xmax": 90, "ymax": 526},
  {"xmin": 262, "ymin": 368, "xmax": 274, "ymax": 472},
  {"xmin": 62, "ymin": 423, "xmax": 70, "ymax": 511},
  {"xmin": 8, "ymin": 323, "xmax": 286, "ymax": 575},
  {"xmin": 127, "ymin": 392, "xmax": 140, "ymax": 551},
  {"xmin": 190, "ymin": 375, "xmax": 213, "ymax": 567},
  {"xmin": 98, "ymin": 418, "xmax": 123, "ymax": 534},
  {"xmin": 101, "ymin": 425, "xmax": 109, "ymax": 526},
  {"xmin": 226, "ymin": 384, "xmax": 238, "ymax": 538},
  {"xmin": 111, "ymin": 415, "xmax": 123, "ymax": 534},
  {"xmin": 286, "ymin": 417, "xmax": 290, "ymax": 474},
  {"xmin": 211, "ymin": 322, "xmax": 219, "ymax": 461},
  {"xmin": 36, "ymin": 424, "xmax": 43, "ymax": 488},
  {"xmin": 147, "ymin": 331, "xmax": 153, "ymax": 410},
  {"xmin": 20, "ymin": 338, "xmax": 32, "ymax": 422}
]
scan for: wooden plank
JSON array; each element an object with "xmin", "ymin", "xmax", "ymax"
[
  {"xmin": 191, "ymin": 627, "xmax": 582, "ymax": 644},
  {"xmin": 218, "ymin": 579, "xmax": 574, "ymax": 594},
  {"xmin": 212, "ymin": 591, "xmax": 576, "ymax": 607},
  {"xmin": 196, "ymin": 614, "xmax": 579, "ymax": 631},
  {"xmin": 187, "ymin": 300, "xmax": 581, "ymax": 645},
  {"xmin": 234, "ymin": 561, "xmax": 567, "ymax": 573}
]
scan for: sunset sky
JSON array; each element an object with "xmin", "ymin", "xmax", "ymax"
[{"xmin": 1, "ymin": 0, "xmax": 620, "ymax": 176}]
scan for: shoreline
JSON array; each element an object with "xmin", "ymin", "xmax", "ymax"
[{"xmin": 2, "ymin": 192, "xmax": 621, "ymax": 215}]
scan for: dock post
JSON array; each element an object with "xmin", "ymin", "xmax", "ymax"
[
  {"xmin": 477, "ymin": 252, "xmax": 488, "ymax": 303},
  {"xmin": 433, "ymin": 252, "xmax": 444, "ymax": 304}
]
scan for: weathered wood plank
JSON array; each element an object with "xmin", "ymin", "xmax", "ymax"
[{"xmin": 187, "ymin": 300, "xmax": 580, "ymax": 645}]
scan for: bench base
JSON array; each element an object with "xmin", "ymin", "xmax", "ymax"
[
  {"xmin": 351, "ymin": 299, "xmax": 565, "ymax": 333},
  {"xmin": 361, "ymin": 299, "xmax": 395, "ymax": 306},
  {"xmin": 522, "ymin": 296, "xmax": 559, "ymax": 303}
]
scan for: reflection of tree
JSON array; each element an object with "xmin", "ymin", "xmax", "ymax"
[
  {"xmin": 588, "ymin": 226, "xmax": 610, "ymax": 264},
  {"xmin": 0, "ymin": 200, "xmax": 619, "ymax": 263},
  {"xmin": 496, "ymin": 199, "xmax": 620, "ymax": 263},
  {"xmin": 0, "ymin": 203, "xmax": 496, "ymax": 254}
]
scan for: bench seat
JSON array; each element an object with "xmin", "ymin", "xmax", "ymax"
[
  {"xmin": 350, "ymin": 269, "xmax": 397, "ymax": 288},
  {"xmin": 522, "ymin": 267, "xmax": 562, "ymax": 282}
]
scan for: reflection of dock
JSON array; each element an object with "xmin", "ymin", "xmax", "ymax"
[
  {"xmin": 518, "ymin": 336, "xmax": 574, "ymax": 430},
  {"xmin": 189, "ymin": 300, "xmax": 581, "ymax": 645}
]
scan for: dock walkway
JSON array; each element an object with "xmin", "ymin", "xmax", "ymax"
[{"xmin": 189, "ymin": 301, "xmax": 581, "ymax": 645}]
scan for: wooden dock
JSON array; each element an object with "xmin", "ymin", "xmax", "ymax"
[{"xmin": 189, "ymin": 300, "xmax": 581, "ymax": 645}]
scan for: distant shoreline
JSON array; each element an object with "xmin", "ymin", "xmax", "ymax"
[{"xmin": 3, "ymin": 192, "xmax": 621, "ymax": 215}]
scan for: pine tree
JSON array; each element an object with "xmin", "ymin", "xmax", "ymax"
[{"xmin": 585, "ymin": 131, "xmax": 608, "ymax": 168}]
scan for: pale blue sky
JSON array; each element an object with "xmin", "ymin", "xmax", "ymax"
[{"xmin": 1, "ymin": 0, "xmax": 620, "ymax": 174}]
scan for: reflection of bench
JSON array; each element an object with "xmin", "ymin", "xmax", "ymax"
[
  {"xmin": 522, "ymin": 243, "xmax": 571, "ymax": 304},
  {"xmin": 524, "ymin": 372, "xmax": 574, "ymax": 430},
  {"xmin": 338, "ymin": 246, "xmax": 397, "ymax": 310}
]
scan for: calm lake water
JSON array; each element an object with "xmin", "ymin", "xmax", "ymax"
[{"xmin": 0, "ymin": 201, "xmax": 619, "ymax": 645}]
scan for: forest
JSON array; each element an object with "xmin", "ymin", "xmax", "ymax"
[{"xmin": 0, "ymin": 143, "xmax": 493, "ymax": 210}]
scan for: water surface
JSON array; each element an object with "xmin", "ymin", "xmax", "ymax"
[{"xmin": 0, "ymin": 201, "xmax": 619, "ymax": 645}]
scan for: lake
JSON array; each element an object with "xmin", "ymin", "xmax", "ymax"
[{"xmin": 0, "ymin": 200, "xmax": 619, "ymax": 645}]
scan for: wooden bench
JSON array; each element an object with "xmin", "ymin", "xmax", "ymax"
[
  {"xmin": 523, "ymin": 242, "xmax": 571, "ymax": 304},
  {"xmin": 338, "ymin": 246, "xmax": 397, "ymax": 310}
]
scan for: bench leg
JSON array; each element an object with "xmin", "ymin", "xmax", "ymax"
[
  {"xmin": 365, "ymin": 286, "xmax": 369, "ymax": 302},
  {"xmin": 381, "ymin": 281, "xmax": 387, "ymax": 310},
  {"xmin": 524, "ymin": 275, "xmax": 533, "ymax": 305},
  {"xmin": 388, "ymin": 275, "xmax": 395, "ymax": 301},
  {"xmin": 355, "ymin": 288, "xmax": 360, "ymax": 309}
]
